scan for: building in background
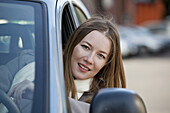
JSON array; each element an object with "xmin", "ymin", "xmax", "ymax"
[
  {"xmin": 135, "ymin": 0, "xmax": 166, "ymax": 25},
  {"xmin": 82, "ymin": 0, "xmax": 170, "ymax": 25}
]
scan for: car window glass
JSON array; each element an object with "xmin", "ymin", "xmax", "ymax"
[
  {"xmin": 62, "ymin": 4, "xmax": 76, "ymax": 49},
  {"xmin": 0, "ymin": 36, "xmax": 11, "ymax": 53},
  {"xmin": 0, "ymin": 1, "xmax": 43, "ymax": 113},
  {"xmin": 73, "ymin": 5, "xmax": 87, "ymax": 24}
]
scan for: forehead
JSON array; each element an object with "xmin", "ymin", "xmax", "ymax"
[
  {"xmin": 81, "ymin": 30, "xmax": 112, "ymax": 53},
  {"xmin": 81, "ymin": 30, "xmax": 110, "ymax": 42}
]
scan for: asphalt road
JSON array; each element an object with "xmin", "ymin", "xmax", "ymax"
[{"xmin": 123, "ymin": 51, "xmax": 170, "ymax": 113}]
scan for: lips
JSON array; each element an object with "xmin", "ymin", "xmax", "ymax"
[{"xmin": 78, "ymin": 63, "xmax": 91, "ymax": 71}]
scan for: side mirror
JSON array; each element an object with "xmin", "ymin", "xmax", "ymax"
[{"xmin": 90, "ymin": 88, "xmax": 147, "ymax": 113}]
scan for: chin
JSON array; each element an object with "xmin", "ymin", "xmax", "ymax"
[
  {"xmin": 74, "ymin": 75, "xmax": 87, "ymax": 80},
  {"xmin": 75, "ymin": 77, "xmax": 86, "ymax": 80}
]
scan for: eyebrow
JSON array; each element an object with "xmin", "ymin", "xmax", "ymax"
[
  {"xmin": 82, "ymin": 41, "xmax": 109, "ymax": 55},
  {"xmin": 82, "ymin": 41, "xmax": 92, "ymax": 47}
]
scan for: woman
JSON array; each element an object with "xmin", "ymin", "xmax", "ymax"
[
  {"xmin": 63, "ymin": 16, "xmax": 126, "ymax": 103},
  {"xmin": 9, "ymin": 17, "xmax": 126, "ymax": 104}
]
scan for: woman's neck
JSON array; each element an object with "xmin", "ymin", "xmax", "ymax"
[{"xmin": 74, "ymin": 78, "xmax": 93, "ymax": 99}]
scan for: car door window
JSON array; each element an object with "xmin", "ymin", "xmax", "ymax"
[
  {"xmin": 61, "ymin": 3, "xmax": 89, "ymax": 49},
  {"xmin": 73, "ymin": 5, "xmax": 88, "ymax": 25},
  {"xmin": 0, "ymin": 35, "xmax": 11, "ymax": 53},
  {"xmin": 62, "ymin": 4, "xmax": 77, "ymax": 49},
  {"xmin": 0, "ymin": 1, "xmax": 46, "ymax": 113}
]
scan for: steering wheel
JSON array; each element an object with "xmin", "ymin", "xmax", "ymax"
[{"xmin": 0, "ymin": 89, "xmax": 20, "ymax": 113}]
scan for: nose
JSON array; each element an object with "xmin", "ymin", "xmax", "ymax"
[{"xmin": 84, "ymin": 53, "xmax": 94, "ymax": 65}]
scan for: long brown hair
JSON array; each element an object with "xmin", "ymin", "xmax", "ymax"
[{"xmin": 63, "ymin": 16, "xmax": 126, "ymax": 101}]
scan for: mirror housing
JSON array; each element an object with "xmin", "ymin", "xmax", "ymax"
[{"xmin": 90, "ymin": 88, "xmax": 147, "ymax": 113}]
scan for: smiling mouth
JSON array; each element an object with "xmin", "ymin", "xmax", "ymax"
[{"xmin": 78, "ymin": 63, "xmax": 91, "ymax": 71}]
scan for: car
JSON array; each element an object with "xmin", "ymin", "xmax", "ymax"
[
  {"xmin": 132, "ymin": 25, "xmax": 170, "ymax": 52},
  {"xmin": 118, "ymin": 25, "xmax": 163, "ymax": 54},
  {"xmin": 0, "ymin": 0, "xmax": 147, "ymax": 113},
  {"xmin": 142, "ymin": 19, "xmax": 170, "ymax": 39},
  {"xmin": 118, "ymin": 27, "xmax": 139, "ymax": 58}
]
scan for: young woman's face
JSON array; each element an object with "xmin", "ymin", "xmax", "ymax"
[{"xmin": 71, "ymin": 30, "xmax": 112, "ymax": 80}]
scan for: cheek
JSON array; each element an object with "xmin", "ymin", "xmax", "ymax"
[
  {"xmin": 71, "ymin": 47, "xmax": 78, "ymax": 67},
  {"xmin": 72, "ymin": 45, "xmax": 87, "ymax": 60},
  {"xmin": 71, "ymin": 46, "xmax": 80, "ymax": 60},
  {"xmin": 94, "ymin": 60, "xmax": 107, "ymax": 73},
  {"xmin": 71, "ymin": 45, "xmax": 84, "ymax": 68}
]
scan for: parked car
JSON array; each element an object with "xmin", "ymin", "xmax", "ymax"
[
  {"xmin": 118, "ymin": 25, "xmax": 163, "ymax": 54},
  {"xmin": 142, "ymin": 19, "xmax": 170, "ymax": 39},
  {"xmin": 133, "ymin": 25, "xmax": 170, "ymax": 52},
  {"xmin": 118, "ymin": 28, "xmax": 139, "ymax": 58},
  {"xmin": 0, "ymin": 0, "xmax": 147, "ymax": 113}
]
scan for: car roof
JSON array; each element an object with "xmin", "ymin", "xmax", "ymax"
[{"xmin": 0, "ymin": 0, "xmax": 90, "ymax": 22}]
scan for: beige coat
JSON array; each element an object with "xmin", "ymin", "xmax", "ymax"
[{"xmin": 69, "ymin": 97, "xmax": 90, "ymax": 113}]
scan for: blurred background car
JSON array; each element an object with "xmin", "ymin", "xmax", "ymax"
[
  {"xmin": 133, "ymin": 25, "xmax": 170, "ymax": 52},
  {"xmin": 118, "ymin": 25, "xmax": 163, "ymax": 54},
  {"xmin": 142, "ymin": 16, "xmax": 170, "ymax": 39},
  {"xmin": 118, "ymin": 27, "xmax": 139, "ymax": 58}
]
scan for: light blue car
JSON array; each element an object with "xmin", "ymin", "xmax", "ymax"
[{"xmin": 0, "ymin": 0, "xmax": 147, "ymax": 113}]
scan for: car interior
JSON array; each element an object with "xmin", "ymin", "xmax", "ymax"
[{"xmin": 0, "ymin": 2, "xmax": 36, "ymax": 113}]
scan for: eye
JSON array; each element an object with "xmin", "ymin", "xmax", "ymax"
[
  {"xmin": 98, "ymin": 54, "xmax": 106, "ymax": 59},
  {"xmin": 81, "ymin": 44, "xmax": 90, "ymax": 50}
]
